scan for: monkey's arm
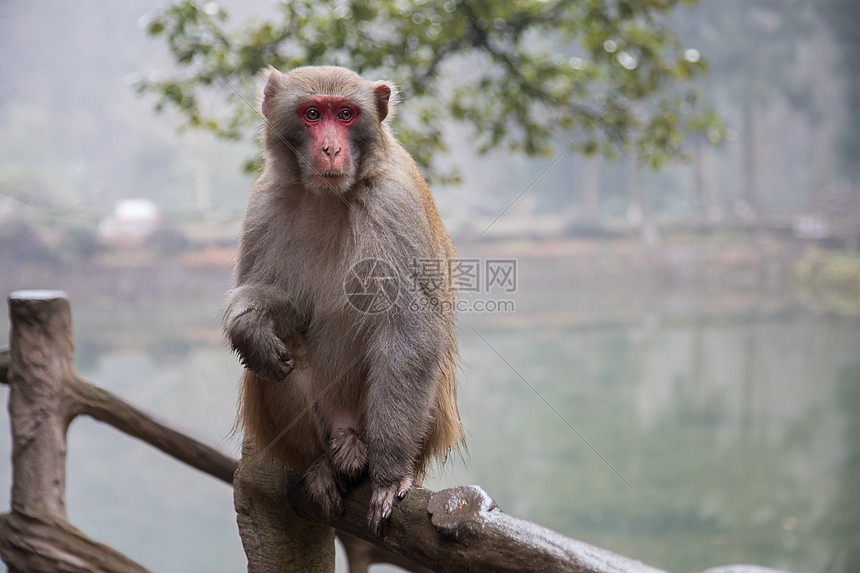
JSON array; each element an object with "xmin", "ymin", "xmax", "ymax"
[{"xmin": 224, "ymin": 284, "xmax": 302, "ymax": 383}]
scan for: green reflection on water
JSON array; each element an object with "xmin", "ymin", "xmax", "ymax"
[
  {"xmin": 0, "ymin": 301, "xmax": 858, "ymax": 572},
  {"xmin": 432, "ymin": 313, "xmax": 860, "ymax": 573}
]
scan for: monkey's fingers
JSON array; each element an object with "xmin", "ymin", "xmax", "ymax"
[
  {"xmin": 245, "ymin": 353, "xmax": 294, "ymax": 383},
  {"xmin": 255, "ymin": 338, "xmax": 295, "ymax": 382},
  {"xmin": 266, "ymin": 337, "xmax": 296, "ymax": 380},
  {"xmin": 273, "ymin": 353, "xmax": 296, "ymax": 381}
]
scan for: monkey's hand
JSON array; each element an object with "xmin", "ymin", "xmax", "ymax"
[
  {"xmin": 226, "ymin": 309, "xmax": 295, "ymax": 382},
  {"xmin": 368, "ymin": 474, "xmax": 413, "ymax": 535}
]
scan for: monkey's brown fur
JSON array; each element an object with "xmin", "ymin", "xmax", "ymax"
[{"xmin": 225, "ymin": 66, "xmax": 462, "ymax": 533}]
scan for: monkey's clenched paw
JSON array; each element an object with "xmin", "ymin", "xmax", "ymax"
[
  {"xmin": 256, "ymin": 356, "xmax": 294, "ymax": 383},
  {"xmin": 305, "ymin": 456, "xmax": 344, "ymax": 518},
  {"xmin": 246, "ymin": 338, "xmax": 294, "ymax": 383},
  {"xmin": 368, "ymin": 476, "xmax": 414, "ymax": 535},
  {"xmin": 226, "ymin": 309, "xmax": 295, "ymax": 382},
  {"xmin": 256, "ymin": 336, "xmax": 295, "ymax": 382},
  {"xmin": 329, "ymin": 429, "xmax": 368, "ymax": 479}
]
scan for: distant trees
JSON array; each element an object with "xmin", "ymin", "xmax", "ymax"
[
  {"xmin": 141, "ymin": 0, "xmax": 718, "ymax": 181},
  {"xmin": 817, "ymin": 0, "xmax": 860, "ymax": 183},
  {"xmin": 673, "ymin": 0, "xmax": 822, "ymax": 218}
]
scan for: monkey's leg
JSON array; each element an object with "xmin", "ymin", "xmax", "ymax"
[
  {"xmin": 364, "ymin": 330, "xmax": 441, "ymax": 534},
  {"xmin": 304, "ymin": 455, "xmax": 346, "ymax": 518}
]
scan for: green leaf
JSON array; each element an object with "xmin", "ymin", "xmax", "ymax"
[{"xmin": 142, "ymin": 0, "xmax": 719, "ymax": 178}]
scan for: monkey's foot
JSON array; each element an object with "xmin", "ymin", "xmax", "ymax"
[
  {"xmin": 329, "ymin": 429, "xmax": 368, "ymax": 480},
  {"xmin": 368, "ymin": 475, "xmax": 413, "ymax": 535},
  {"xmin": 304, "ymin": 456, "xmax": 344, "ymax": 518}
]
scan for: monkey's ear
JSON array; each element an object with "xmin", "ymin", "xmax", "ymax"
[
  {"xmin": 373, "ymin": 83, "xmax": 394, "ymax": 122},
  {"xmin": 261, "ymin": 68, "xmax": 282, "ymax": 119}
]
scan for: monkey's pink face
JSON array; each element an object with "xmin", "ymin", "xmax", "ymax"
[{"xmin": 297, "ymin": 95, "xmax": 359, "ymax": 189}]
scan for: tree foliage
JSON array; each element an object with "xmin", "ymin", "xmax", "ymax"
[
  {"xmin": 817, "ymin": 0, "xmax": 860, "ymax": 182},
  {"xmin": 140, "ymin": 0, "xmax": 718, "ymax": 178}
]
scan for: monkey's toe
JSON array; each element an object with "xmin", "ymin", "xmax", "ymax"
[
  {"xmin": 396, "ymin": 475, "xmax": 413, "ymax": 500},
  {"xmin": 329, "ymin": 429, "xmax": 368, "ymax": 479},
  {"xmin": 368, "ymin": 483, "xmax": 397, "ymax": 535},
  {"xmin": 304, "ymin": 456, "xmax": 344, "ymax": 518},
  {"xmin": 368, "ymin": 475, "xmax": 413, "ymax": 535}
]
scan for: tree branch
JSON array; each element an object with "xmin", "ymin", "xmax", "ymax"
[
  {"xmin": 67, "ymin": 377, "xmax": 238, "ymax": 484},
  {"xmin": 282, "ymin": 472, "xmax": 667, "ymax": 573},
  {"xmin": 0, "ymin": 512, "xmax": 150, "ymax": 573},
  {"xmin": 0, "ymin": 347, "xmax": 237, "ymax": 485}
]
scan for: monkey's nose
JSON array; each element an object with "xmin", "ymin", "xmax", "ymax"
[{"xmin": 322, "ymin": 144, "xmax": 341, "ymax": 159}]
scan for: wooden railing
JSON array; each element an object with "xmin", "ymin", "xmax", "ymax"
[{"xmin": 0, "ymin": 290, "xmax": 790, "ymax": 573}]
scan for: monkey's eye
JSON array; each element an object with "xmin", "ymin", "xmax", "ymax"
[
  {"xmin": 304, "ymin": 109, "xmax": 321, "ymax": 121},
  {"xmin": 337, "ymin": 109, "xmax": 354, "ymax": 121}
]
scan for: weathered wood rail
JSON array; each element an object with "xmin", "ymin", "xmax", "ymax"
[{"xmin": 0, "ymin": 290, "xmax": 791, "ymax": 573}]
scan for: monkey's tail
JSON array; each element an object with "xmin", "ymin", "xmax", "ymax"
[{"xmin": 420, "ymin": 346, "xmax": 464, "ymax": 477}]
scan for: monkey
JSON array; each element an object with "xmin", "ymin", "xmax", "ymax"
[{"xmin": 224, "ymin": 66, "xmax": 462, "ymax": 534}]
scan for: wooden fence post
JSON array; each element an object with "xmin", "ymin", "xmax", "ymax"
[
  {"xmin": 7, "ymin": 290, "xmax": 74, "ymax": 519},
  {"xmin": 0, "ymin": 290, "xmax": 149, "ymax": 573}
]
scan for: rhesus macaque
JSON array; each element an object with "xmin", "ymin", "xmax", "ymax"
[{"xmin": 224, "ymin": 66, "xmax": 462, "ymax": 533}]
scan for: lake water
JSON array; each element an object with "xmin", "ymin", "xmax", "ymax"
[{"xmin": 0, "ymin": 246, "xmax": 858, "ymax": 572}]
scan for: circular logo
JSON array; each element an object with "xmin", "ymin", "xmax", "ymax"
[{"xmin": 343, "ymin": 258, "xmax": 400, "ymax": 314}]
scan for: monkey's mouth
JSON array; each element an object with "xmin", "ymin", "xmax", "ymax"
[{"xmin": 315, "ymin": 172, "xmax": 348, "ymax": 186}]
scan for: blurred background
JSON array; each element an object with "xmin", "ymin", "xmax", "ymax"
[{"xmin": 1, "ymin": 0, "xmax": 858, "ymax": 572}]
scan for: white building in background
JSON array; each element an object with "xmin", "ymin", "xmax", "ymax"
[{"xmin": 98, "ymin": 199, "xmax": 161, "ymax": 243}]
